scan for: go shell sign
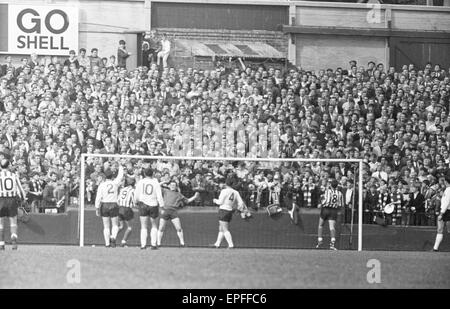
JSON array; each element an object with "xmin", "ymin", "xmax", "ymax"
[{"xmin": 0, "ymin": 4, "xmax": 78, "ymax": 56}]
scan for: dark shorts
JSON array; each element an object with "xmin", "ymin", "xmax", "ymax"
[
  {"xmin": 0, "ymin": 197, "xmax": 18, "ymax": 218},
  {"xmin": 100, "ymin": 203, "xmax": 119, "ymax": 218},
  {"xmin": 442, "ymin": 210, "xmax": 450, "ymax": 222},
  {"xmin": 138, "ymin": 202, "xmax": 159, "ymax": 218},
  {"xmin": 118, "ymin": 206, "xmax": 134, "ymax": 221},
  {"xmin": 161, "ymin": 208, "xmax": 178, "ymax": 221},
  {"xmin": 218, "ymin": 209, "xmax": 233, "ymax": 223},
  {"xmin": 320, "ymin": 207, "xmax": 339, "ymax": 221}
]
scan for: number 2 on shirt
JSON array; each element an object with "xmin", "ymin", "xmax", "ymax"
[{"xmin": 107, "ymin": 184, "xmax": 114, "ymax": 194}]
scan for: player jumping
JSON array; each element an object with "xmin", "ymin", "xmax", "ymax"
[
  {"xmin": 117, "ymin": 177, "xmax": 136, "ymax": 247},
  {"xmin": 316, "ymin": 179, "xmax": 343, "ymax": 251},
  {"xmin": 212, "ymin": 177, "xmax": 246, "ymax": 249},
  {"xmin": 135, "ymin": 167, "xmax": 164, "ymax": 250},
  {"xmin": 157, "ymin": 180, "xmax": 199, "ymax": 247},
  {"xmin": 432, "ymin": 173, "xmax": 450, "ymax": 252},
  {"xmin": 95, "ymin": 163, "xmax": 124, "ymax": 248},
  {"xmin": 0, "ymin": 159, "xmax": 26, "ymax": 250}
]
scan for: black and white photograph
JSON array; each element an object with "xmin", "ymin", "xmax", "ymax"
[{"xmin": 0, "ymin": 0, "xmax": 449, "ymax": 293}]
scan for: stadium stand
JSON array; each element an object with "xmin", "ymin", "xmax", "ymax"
[{"xmin": 0, "ymin": 40, "xmax": 449, "ymax": 227}]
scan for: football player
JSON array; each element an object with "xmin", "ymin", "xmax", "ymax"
[
  {"xmin": 134, "ymin": 168, "xmax": 164, "ymax": 250},
  {"xmin": 95, "ymin": 163, "xmax": 124, "ymax": 248},
  {"xmin": 0, "ymin": 159, "xmax": 26, "ymax": 250},
  {"xmin": 158, "ymin": 180, "xmax": 199, "ymax": 247},
  {"xmin": 316, "ymin": 179, "xmax": 344, "ymax": 250},
  {"xmin": 117, "ymin": 177, "xmax": 136, "ymax": 247},
  {"xmin": 432, "ymin": 173, "xmax": 450, "ymax": 252},
  {"xmin": 212, "ymin": 177, "xmax": 247, "ymax": 249}
]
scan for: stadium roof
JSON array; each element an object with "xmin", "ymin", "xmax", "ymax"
[{"xmin": 176, "ymin": 40, "xmax": 285, "ymax": 59}]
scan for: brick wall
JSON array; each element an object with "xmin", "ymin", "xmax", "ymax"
[
  {"xmin": 155, "ymin": 27, "xmax": 287, "ymax": 71},
  {"xmin": 156, "ymin": 27, "xmax": 287, "ymax": 55},
  {"xmin": 162, "ymin": 28, "xmax": 288, "ymax": 54},
  {"xmin": 295, "ymin": 34, "xmax": 387, "ymax": 71},
  {"xmin": 167, "ymin": 56, "xmax": 214, "ymax": 71}
]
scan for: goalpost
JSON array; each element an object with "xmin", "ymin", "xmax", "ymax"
[{"xmin": 79, "ymin": 154, "xmax": 364, "ymax": 251}]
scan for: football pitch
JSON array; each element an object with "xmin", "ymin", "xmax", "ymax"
[{"xmin": 1, "ymin": 245, "xmax": 449, "ymax": 289}]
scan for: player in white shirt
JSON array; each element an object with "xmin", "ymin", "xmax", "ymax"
[
  {"xmin": 95, "ymin": 164, "xmax": 124, "ymax": 247},
  {"xmin": 117, "ymin": 177, "xmax": 136, "ymax": 247},
  {"xmin": 134, "ymin": 167, "xmax": 164, "ymax": 250},
  {"xmin": 212, "ymin": 177, "xmax": 246, "ymax": 249},
  {"xmin": 432, "ymin": 173, "xmax": 450, "ymax": 252}
]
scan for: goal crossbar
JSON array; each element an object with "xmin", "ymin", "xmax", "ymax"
[{"xmin": 79, "ymin": 154, "xmax": 364, "ymax": 251}]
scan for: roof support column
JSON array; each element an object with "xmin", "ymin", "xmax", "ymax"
[
  {"xmin": 146, "ymin": 0, "xmax": 152, "ymax": 31},
  {"xmin": 288, "ymin": 3, "xmax": 297, "ymax": 66}
]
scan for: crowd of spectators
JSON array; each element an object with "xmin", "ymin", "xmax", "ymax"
[{"xmin": 0, "ymin": 39, "xmax": 449, "ymax": 226}]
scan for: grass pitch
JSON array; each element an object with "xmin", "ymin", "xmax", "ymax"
[{"xmin": 0, "ymin": 245, "xmax": 449, "ymax": 289}]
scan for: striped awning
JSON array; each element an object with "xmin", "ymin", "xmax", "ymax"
[{"xmin": 176, "ymin": 40, "xmax": 285, "ymax": 59}]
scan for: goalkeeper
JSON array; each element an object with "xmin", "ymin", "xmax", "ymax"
[{"xmin": 157, "ymin": 180, "xmax": 199, "ymax": 247}]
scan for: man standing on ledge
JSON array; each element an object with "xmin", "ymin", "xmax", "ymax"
[
  {"xmin": 432, "ymin": 172, "xmax": 450, "ymax": 252},
  {"xmin": 117, "ymin": 40, "xmax": 131, "ymax": 69},
  {"xmin": 0, "ymin": 159, "xmax": 26, "ymax": 250},
  {"xmin": 316, "ymin": 179, "xmax": 343, "ymax": 251},
  {"xmin": 157, "ymin": 33, "xmax": 171, "ymax": 69},
  {"xmin": 142, "ymin": 30, "xmax": 159, "ymax": 67}
]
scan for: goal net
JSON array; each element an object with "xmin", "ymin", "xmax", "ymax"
[{"xmin": 78, "ymin": 154, "xmax": 364, "ymax": 251}]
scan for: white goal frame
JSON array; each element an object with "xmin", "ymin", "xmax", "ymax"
[{"xmin": 79, "ymin": 154, "xmax": 364, "ymax": 251}]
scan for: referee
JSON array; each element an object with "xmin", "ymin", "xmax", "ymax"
[
  {"xmin": 316, "ymin": 179, "xmax": 343, "ymax": 251},
  {"xmin": 0, "ymin": 159, "xmax": 26, "ymax": 250}
]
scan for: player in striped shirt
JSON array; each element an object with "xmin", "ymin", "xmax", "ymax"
[
  {"xmin": 117, "ymin": 177, "xmax": 135, "ymax": 247},
  {"xmin": 157, "ymin": 180, "xmax": 199, "ymax": 247},
  {"xmin": 95, "ymin": 164, "xmax": 124, "ymax": 248},
  {"xmin": 134, "ymin": 167, "xmax": 164, "ymax": 250},
  {"xmin": 432, "ymin": 173, "xmax": 450, "ymax": 252},
  {"xmin": 316, "ymin": 179, "xmax": 343, "ymax": 250},
  {"xmin": 0, "ymin": 159, "xmax": 26, "ymax": 250},
  {"xmin": 212, "ymin": 177, "xmax": 246, "ymax": 249}
]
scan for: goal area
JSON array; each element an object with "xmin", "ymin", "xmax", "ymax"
[{"xmin": 79, "ymin": 154, "xmax": 364, "ymax": 251}]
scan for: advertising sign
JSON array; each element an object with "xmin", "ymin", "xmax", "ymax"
[{"xmin": 0, "ymin": 4, "xmax": 78, "ymax": 56}]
